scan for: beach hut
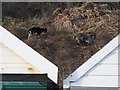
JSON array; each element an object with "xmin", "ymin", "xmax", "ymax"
[
  {"xmin": 0, "ymin": 26, "xmax": 58, "ymax": 89},
  {"xmin": 63, "ymin": 34, "xmax": 119, "ymax": 90}
]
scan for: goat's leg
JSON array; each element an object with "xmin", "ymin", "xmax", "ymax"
[
  {"xmin": 38, "ymin": 35, "xmax": 41, "ymax": 40},
  {"xmin": 27, "ymin": 32, "xmax": 32, "ymax": 41},
  {"xmin": 75, "ymin": 37, "xmax": 80, "ymax": 46}
]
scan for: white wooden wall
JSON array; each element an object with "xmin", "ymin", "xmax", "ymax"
[
  {"xmin": 70, "ymin": 87, "xmax": 119, "ymax": 90},
  {"xmin": 70, "ymin": 45, "xmax": 119, "ymax": 87},
  {"xmin": 0, "ymin": 43, "xmax": 40, "ymax": 73},
  {"xmin": 0, "ymin": 26, "xmax": 58, "ymax": 83}
]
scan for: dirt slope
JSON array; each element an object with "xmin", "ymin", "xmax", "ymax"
[{"xmin": 3, "ymin": 2, "xmax": 119, "ymax": 87}]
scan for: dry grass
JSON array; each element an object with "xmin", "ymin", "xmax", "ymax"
[{"xmin": 2, "ymin": 2, "xmax": 119, "ymax": 87}]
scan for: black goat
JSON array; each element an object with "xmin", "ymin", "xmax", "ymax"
[
  {"xmin": 76, "ymin": 33, "xmax": 96, "ymax": 45},
  {"xmin": 28, "ymin": 27, "xmax": 47, "ymax": 40},
  {"xmin": 29, "ymin": 27, "xmax": 47, "ymax": 35}
]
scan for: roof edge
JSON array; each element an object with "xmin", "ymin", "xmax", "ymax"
[
  {"xmin": 63, "ymin": 34, "xmax": 119, "ymax": 89},
  {"xmin": 0, "ymin": 26, "xmax": 58, "ymax": 84}
]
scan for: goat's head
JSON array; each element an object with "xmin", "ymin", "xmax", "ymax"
[{"xmin": 44, "ymin": 28, "xmax": 48, "ymax": 32}]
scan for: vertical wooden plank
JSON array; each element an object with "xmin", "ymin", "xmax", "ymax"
[{"xmin": 70, "ymin": 87, "xmax": 119, "ymax": 90}]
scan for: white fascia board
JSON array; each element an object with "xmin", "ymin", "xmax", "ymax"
[
  {"xmin": 0, "ymin": 26, "xmax": 58, "ymax": 84},
  {"xmin": 63, "ymin": 34, "xmax": 119, "ymax": 89},
  {"xmin": 0, "ymin": 26, "xmax": 3, "ymax": 41}
]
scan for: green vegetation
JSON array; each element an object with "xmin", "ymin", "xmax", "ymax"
[
  {"xmin": 55, "ymin": 30, "xmax": 70, "ymax": 35},
  {"xmin": 0, "ymin": 22, "xmax": 11, "ymax": 26}
]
